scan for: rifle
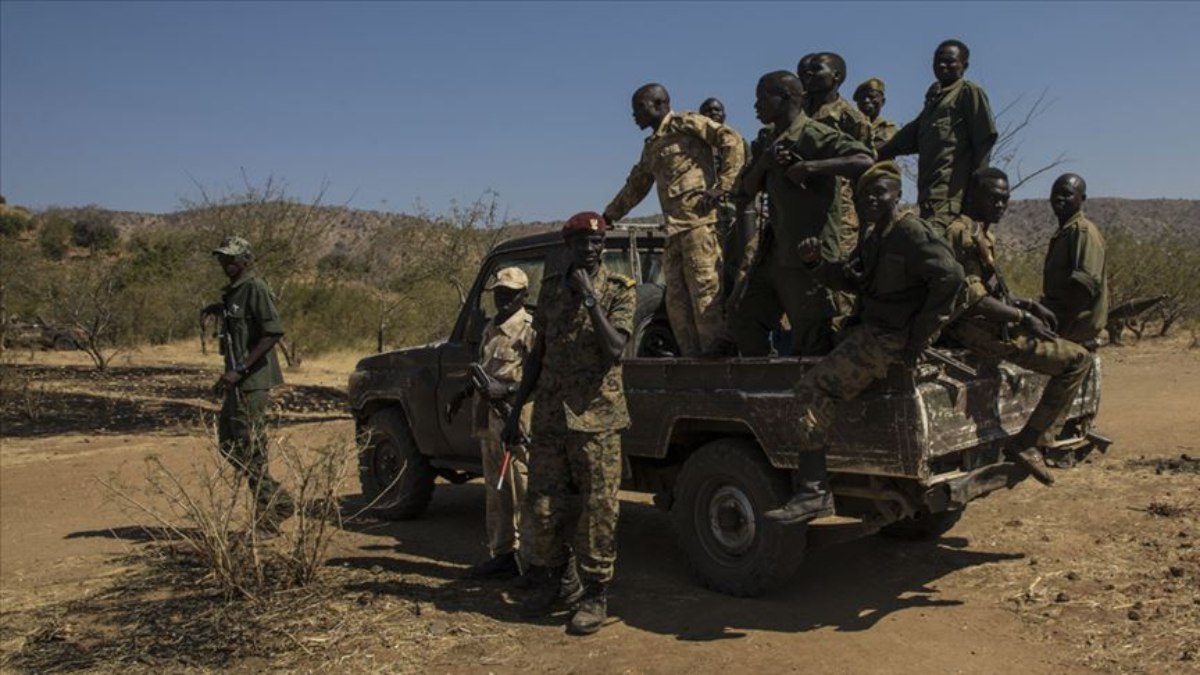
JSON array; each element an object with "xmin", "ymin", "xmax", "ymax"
[
  {"xmin": 923, "ymin": 347, "xmax": 978, "ymax": 379},
  {"xmin": 445, "ymin": 363, "xmax": 529, "ymax": 489}
]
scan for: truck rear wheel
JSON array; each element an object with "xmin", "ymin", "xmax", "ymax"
[
  {"xmin": 358, "ymin": 407, "xmax": 436, "ymax": 520},
  {"xmin": 671, "ymin": 438, "xmax": 807, "ymax": 597},
  {"xmin": 879, "ymin": 509, "xmax": 963, "ymax": 540}
]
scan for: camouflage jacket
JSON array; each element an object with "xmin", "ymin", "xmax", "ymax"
[
  {"xmin": 943, "ymin": 214, "xmax": 1008, "ymax": 332},
  {"xmin": 531, "ymin": 264, "xmax": 637, "ymax": 433},
  {"xmin": 1042, "ymin": 211, "xmax": 1109, "ymax": 342},
  {"xmin": 884, "ymin": 79, "xmax": 997, "ymax": 218},
  {"xmin": 604, "ymin": 111, "xmax": 747, "ymax": 235}
]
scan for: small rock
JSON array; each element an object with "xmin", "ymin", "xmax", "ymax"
[
  {"xmin": 1183, "ymin": 649, "xmax": 1195, "ymax": 662},
  {"xmin": 1169, "ymin": 566, "xmax": 1185, "ymax": 578},
  {"xmin": 1104, "ymin": 583, "xmax": 1116, "ymax": 591},
  {"xmin": 1133, "ymin": 601, "xmax": 1144, "ymax": 610},
  {"xmin": 1055, "ymin": 592, "xmax": 1070, "ymax": 603},
  {"xmin": 1066, "ymin": 571, "xmax": 1080, "ymax": 581},
  {"xmin": 1029, "ymin": 558, "xmax": 1039, "ymax": 566},
  {"xmin": 1005, "ymin": 519, "xmax": 1023, "ymax": 527},
  {"xmin": 1128, "ymin": 609, "xmax": 1142, "ymax": 621},
  {"xmin": 428, "ymin": 620, "xmax": 449, "ymax": 636},
  {"xmin": 370, "ymin": 565, "xmax": 383, "ymax": 574}
]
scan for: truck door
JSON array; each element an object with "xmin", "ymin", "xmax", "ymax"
[{"xmin": 438, "ymin": 252, "xmax": 548, "ymax": 461}]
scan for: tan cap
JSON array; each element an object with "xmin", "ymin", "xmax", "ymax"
[{"xmin": 485, "ymin": 266, "xmax": 529, "ymax": 291}]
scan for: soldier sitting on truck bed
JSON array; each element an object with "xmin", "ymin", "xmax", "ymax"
[
  {"xmin": 940, "ymin": 168, "xmax": 1093, "ymax": 486},
  {"xmin": 763, "ymin": 161, "xmax": 965, "ymax": 524}
]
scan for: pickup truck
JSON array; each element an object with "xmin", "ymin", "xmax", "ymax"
[{"xmin": 347, "ymin": 224, "xmax": 1107, "ymax": 597}]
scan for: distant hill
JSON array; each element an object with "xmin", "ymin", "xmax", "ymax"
[{"xmin": 32, "ymin": 198, "xmax": 1197, "ymax": 257}]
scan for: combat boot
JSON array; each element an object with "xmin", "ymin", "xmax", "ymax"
[
  {"xmin": 519, "ymin": 561, "xmax": 583, "ymax": 618},
  {"xmin": 1006, "ymin": 445, "xmax": 1056, "ymax": 486},
  {"xmin": 568, "ymin": 582, "xmax": 608, "ymax": 635},
  {"xmin": 763, "ymin": 452, "xmax": 835, "ymax": 524}
]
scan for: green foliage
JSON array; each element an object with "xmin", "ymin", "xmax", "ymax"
[
  {"xmin": 72, "ymin": 217, "xmax": 120, "ymax": 251},
  {"xmin": 37, "ymin": 214, "xmax": 73, "ymax": 260},
  {"xmin": 276, "ymin": 281, "xmax": 378, "ymax": 365},
  {"xmin": 0, "ymin": 206, "xmax": 34, "ymax": 238}
]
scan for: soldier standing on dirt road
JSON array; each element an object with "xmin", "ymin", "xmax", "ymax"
[
  {"xmin": 502, "ymin": 212, "xmax": 636, "ymax": 636},
  {"xmin": 1041, "ymin": 173, "xmax": 1109, "ymax": 344},
  {"xmin": 852, "ymin": 77, "xmax": 899, "ymax": 150},
  {"xmin": 940, "ymin": 168, "xmax": 1093, "ymax": 486},
  {"xmin": 200, "ymin": 236, "xmax": 294, "ymax": 535},
  {"xmin": 761, "ymin": 161, "xmax": 965, "ymax": 523},
  {"xmin": 464, "ymin": 267, "xmax": 536, "ymax": 581},
  {"xmin": 604, "ymin": 83, "xmax": 745, "ymax": 357},
  {"xmin": 878, "ymin": 39, "xmax": 997, "ymax": 233},
  {"xmin": 731, "ymin": 71, "xmax": 873, "ymax": 358}
]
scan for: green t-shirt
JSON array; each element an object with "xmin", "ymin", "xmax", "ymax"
[{"xmin": 220, "ymin": 274, "xmax": 285, "ymax": 391}]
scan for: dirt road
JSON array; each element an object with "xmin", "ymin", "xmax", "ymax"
[{"xmin": 1, "ymin": 341, "xmax": 1196, "ymax": 673}]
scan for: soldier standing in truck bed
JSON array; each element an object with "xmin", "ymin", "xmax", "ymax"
[
  {"xmin": 878, "ymin": 39, "xmax": 997, "ymax": 233},
  {"xmin": 732, "ymin": 71, "xmax": 873, "ymax": 358},
  {"xmin": 941, "ymin": 168, "xmax": 1093, "ymax": 486},
  {"xmin": 1041, "ymin": 173, "xmax": 1109, "ymax": 344},
  {"xmin": 852, "ymin": 77, "xmax": 899, "ymax": 150},
  {"xmin": 699, "ymin": 96, "xmax": 757, "ymax": 304},
  {"xmin": 502, "ymin": 212, "xmax": 637, "ymax": 636},
  {"xmin": 604, "ymin": 83, "xmax": 745, "ymax": 357},
  {"xmin": 763, "ymin": 161, "xmax": 964, "ymax": 523}
]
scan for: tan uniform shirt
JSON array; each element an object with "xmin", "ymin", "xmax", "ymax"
[
  {"xmin": 604, "ymin": 111, "xmax": 747, "ymax": 235},
  {"xmin": 474, "ymin": 308, "xmax": 535, "ymax": 437},
  {"xmin": 871, "ymin": 117, "xmax": 898, "ymax": 149}
]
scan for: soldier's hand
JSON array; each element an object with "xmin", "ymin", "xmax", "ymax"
[
  {"xmin": 565, "ymin": 266, "xmax": 592, "ymax": 296},
  {"xmin": 698, "ymin": 188, "xmax": 725, "ymax": 212},
  {"xmin": 796, "ymin": 237, "xmax": 822, "ymax": 263},
  {"xmin": 200, "ymin": 303, "xmax": 223, "ymax": 318},
  {"xmin": 1020, "ymin": 311, "xmax": 1058, "ymax": 341},
  {"xmin": 212, "ymin": 371, "xmax": 239, "ymax": 396},
  {"xmin": 1027, "ymin": 301, "xmax": 1059, "ymax": 332},
  {"xmin": 500, "ymin": 410, "xmax": 524, "ymax": 446},
  {"xmin": 784, "ymin": 159, "xmax": 812, "ymax": 185},
  {"xmin": 484, "ymin": 377, "xmax": 510, "ymax": 401}
]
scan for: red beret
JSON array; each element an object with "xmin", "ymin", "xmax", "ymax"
[{"xmin": 562, "ymin": 211, "xmax": 608, "ymax": 237}]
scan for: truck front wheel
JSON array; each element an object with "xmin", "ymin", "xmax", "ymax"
[
  {"xmin": 671, "ymin": 438, "xmax": 807, "ymax": 597},
  {"xmin": 358, "ymin": 407, "xmax": 436, "ymax": 520}
]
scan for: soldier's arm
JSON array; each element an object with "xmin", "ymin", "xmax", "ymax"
[
  {"xmin": 877, "ymin": 117, "xmax": 918, "ymax": 160},
  {"xmin": 1056, "ymin": 224, "xmax": 1104, "ymax": 318},
  {"xmin": 691, "ymin": 116, "xmax": 747, "ymax": 193},
  {"xmin": 241, "ymin": 282, "xmax": 284, "ymax": 370},
  {"xmin": 586, "ymin": 277, "xmax": 634, "ymax": 366},
  {"xmin": 788, "ymin": 120, "xmax": 874, "ymax": 185},
  {"xmin": 603, "ymin": 151, "xmax": 655, "ymax": 224},
  {"xmin": 905, "ymin": 227, "xmax": 965, "ymax": 351},
  {"xmin": 964, "ymin": 83, "xmax": 998, "ymax": 169}
]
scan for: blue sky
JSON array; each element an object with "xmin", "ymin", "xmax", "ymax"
[{"xmin": 2, "ymin": 1, "xmax": 1198, "ymax": 221}]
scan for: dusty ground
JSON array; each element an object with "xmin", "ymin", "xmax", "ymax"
[{"xmin": 0, "ymin": 340, "xmax": 1197, "ymax": 673}]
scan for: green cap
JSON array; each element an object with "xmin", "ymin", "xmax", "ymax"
[
  {"xmin": 212, "ymin": 236, "xmax": 252, "ymax": 258},
  {"xmin": 853, "ymin": 77, "xmax": 885, "ymax": 98},
  {"xmin": 856, "ymin": 160, "xmax": 903, "ymax": 193}
]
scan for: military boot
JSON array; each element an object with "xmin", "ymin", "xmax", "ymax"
[
  {"xmin": 519, "ymin": 561, "xmax": 583, "ymax": 618},
  {"xmin": 763, "ymin": 452, "xmax": 835, "ymax": 524},
  {"xmin": 1006, "ymin": 445, "xmax": 1056, "ymax": 486},
  {"xmin": 568, "ymin": 582, "xmax": 608, "ymax": 635}
]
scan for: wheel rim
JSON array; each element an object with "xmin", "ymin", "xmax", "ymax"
[
  {"xmin": 700, "ymin": 482, "xmax": 758, "ymax": 561},
  {"xmin": 372, "ymin": 437, "xmax": 403, "ymax": 489}
]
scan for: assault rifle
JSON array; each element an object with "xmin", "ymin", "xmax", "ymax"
[{"xmin": 445, "ymin": 363, "xmax": 529, "ymax": 489}]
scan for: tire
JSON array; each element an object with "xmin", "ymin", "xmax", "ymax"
[
  {"xmin": 631, "ymin": 283, "xmax": 677, "ymax": 358},
  {"xmin": 879, "ymin": 509, "xmax": 963, "ymax": 540},
  {"xmin": 358, "ymin": 407, "xmax": 436, "ymax": 520},
  {"xmin": 671, "ymin": 438, "xmax": 807, "ymax": 597}
]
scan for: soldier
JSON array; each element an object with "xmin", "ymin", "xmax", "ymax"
[
  {"xmin": 699, "ymin": 96, "xmax": 755, "ymax": 302},
  {"xmin": 879, "ymin": 39, "xmax": 997, "ymax": 232},
  {"xmin": 604, "ymin": 83, "xmax": 745, "ymax": 357},
  {"xmin": 502, "ymin": 212, "xmax": 636, "ymax": 635},
  {"xmin": 852, "ymin": 77, "xmax": 899, "ymax": 150},
  {"xmin": 941, "ymin": 168, "xmax": 1093, "ymax": 486},
  {"xmin": 465, "ymin": 267, "xmax": 535, "ymax": 580},
  {"xmin": 1041, "ymin": 173, "xmax": 1109, "ymax": 344},
  {"xmin": 200, "ymin": 236, "xmax": 294, "ymax": 535},
  {"xmin": 731, "ymin": 71, "xmax": 873, "ymax": 357},
  {"xmin": 763, "ymin": 161, "xmax": 964, "ymax": 523},
  {"xmin": 798, "ymin": 51, "xmax": 875, "ymax": 258}
]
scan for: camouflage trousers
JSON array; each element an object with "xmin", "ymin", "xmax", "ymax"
[
  {"xmin": 480, "ymin": 434, "xmax": 529, "ymax": 559},
  {"xmin": 664, "ymin": 224, "xmax": 728, "ymax": 356},
  {"xmin": 731, "ymin": 248, "xmax": 836, "ymax": 357},
  {"xmin": 525, "ymin": 427, "xmax": 622, "ymax": 584},
  {"xmin": 791, "ymin": 322, "xmax": 907, "ymax": 449},
  {"xmin": 218, "ymin": 388, "xmax": 294, "ymax": 520},
  {"xmin": 947, "ymin": 320, "xmax": 1092, "ymax": 447},
  {"xmin": 835, "ymin": 178, "xmax": 860, "ymax": 258}
]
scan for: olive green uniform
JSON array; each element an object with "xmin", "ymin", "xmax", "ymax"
[
  {"xmin": 604, "ymin": 111, "xmax": 745, "ymax": 356},
  {"xmin": 731, "ymin": 114, "xmax": 872, "ymax": 357},
  {"xmin": 217, "ymin": 273, "xmax": 293, "ymax": 519},
  {"xmin": 883, "ymin": 80, "xmax": 997, "ymax": 230},
  {"xmin": 807, "ymin": 96, "xmax": 875, "ymax": 257},
  {"xmin": 788, "ymin": 213, "xmax": 964, "ymax": 457},
  {"xmin": 942, "ymin": 215, "xmax": 1092, "ymax": 447},
  {"xmin": 526, "ymin": 264, "xmax": 636, "ymax": 585},
  {"xmin": 475, "ymin": 308, "xmax": 535, "ymax": 559},
  {"xmin": 1042, "ymin": 211, "xmax": 1108, "ymax": 343}
]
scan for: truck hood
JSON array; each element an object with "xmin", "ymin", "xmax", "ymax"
[
  {"xmin": 347, "ymin": 340, "xmax": 446, "ymax": 412},
  {"xmin": 351, "ymin": 339, "xmax": 446, "ymax": 372}
]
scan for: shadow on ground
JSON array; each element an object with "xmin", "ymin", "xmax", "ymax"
[{"xmin": 330, "ymin": 483, "xmax": 1024, "ymax": 640}]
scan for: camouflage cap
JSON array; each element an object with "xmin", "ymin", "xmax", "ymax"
[
  {"xmin": 485, "ymin": 266, "xmax": 529, "ymax": 291},
  {"xmin": 561, "ymin": 211, "xmax": 608, "ymax": 237},
  {"xmin": 853, "ymin": 77, "xmax": 886, "ymax": 98},
  {"xmin": 211, "ymin": 235, "xmax": 252, "ymax": 258},
  {"xmin": 856, "ymin": 160, "xmax": 903, "ymax": 193}
]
